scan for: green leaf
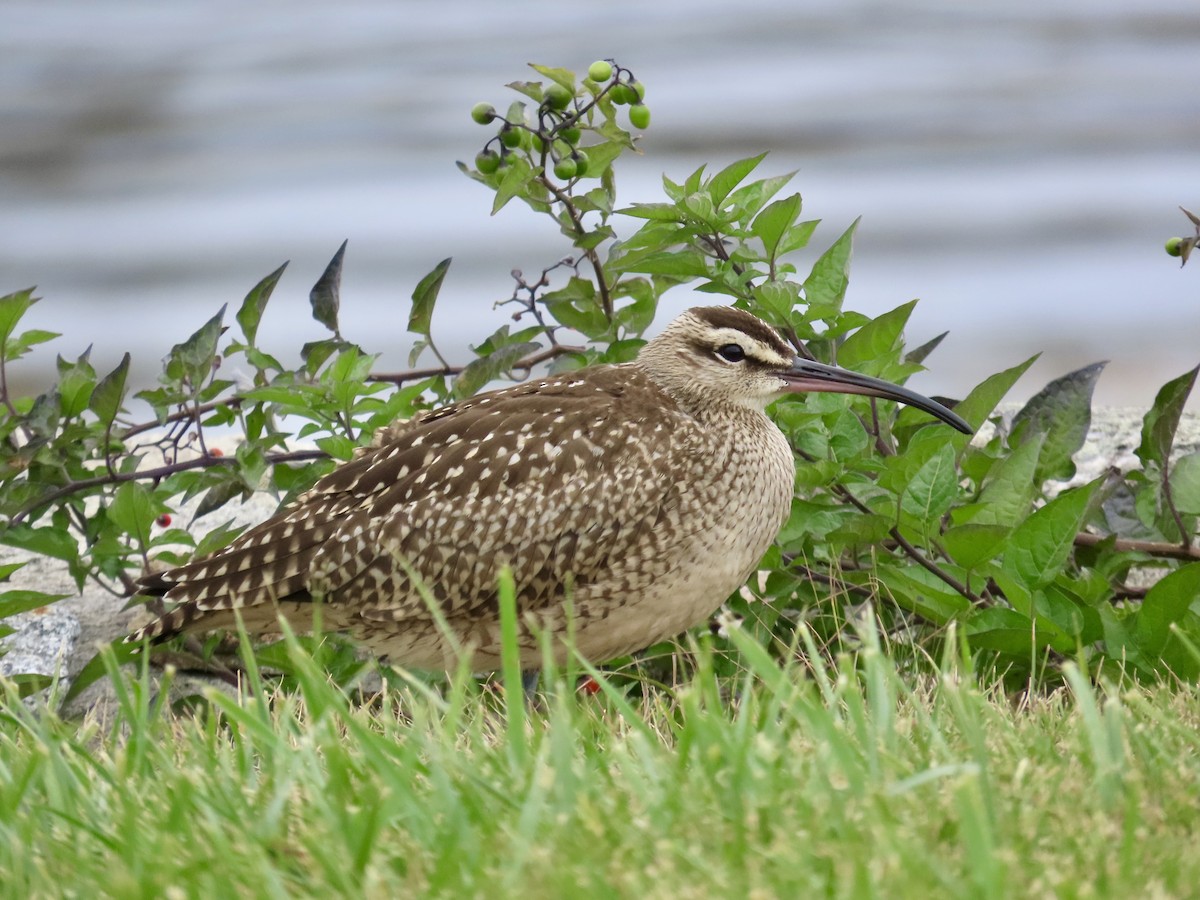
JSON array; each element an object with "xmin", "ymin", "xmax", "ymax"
[
  {"xmin": 803, "ymin": 218, "xmax": 858, "ymax": 316},
  {"xmin": 108, "ymin": 481, "xmax": 162, "ymax": 547},
  {"xmin": 942, "ymin": 524, "xmax": 1010, "ymax": 569},
  {"xmin": 905, "ymin": 331, "xmax": 948, "ymax": 366},
  {"xmin": 1134, "ymin": 563, "xmax": 1200, "ymax": 658},
  {"xmin": 409, "ymin": 258, "xmax": 452, "ymax": 338},
  {"xmin": 7, "ymin": 328, "xmax": 60, "ymax": 360},
  {"xmin": 454, "ymin": 342, "xmax": 540, "ymax": 399},
  {"xmin": 166, "ymin": 306, "xmax": 227, "ymax": 387},
  {"xmin": 952, "ymin": 355, "xmax": 1038, "ymax": 432},
  {"xmin": 492, "ymin": 156, "xmax": 535, "ymax": 215},
  {"xmin": 899, "ymin": 442, "xmax": 958, "ymax": 529},
  {"xmin": 616, "ymin": 203, "xmax": 683, "ymax": 222},
  {"xmin": 1003, "ymin": 480, "xmax": 1097, "ymax": 588},
  {"xmin": 237, "ymin": 261, "xmax": 288, "ymax": 347},
  {"xmin": 88, "ymin": 352, "xmax": 131, "ymax": 427},
  {"xmin": 310, "ymin": 240, "xmax": 347, "ymax": 338},
  {"xmin": 777, "ymin": 220, "xmax": 821, "ymax": 257},
  {"xmin": 528, "ymin": 63, "xmax": 575, "ymax": 91},
  {"xmin": 1170, "ymin": 452, "xmax": 1200, "ymax": 514},
  {"xmin": 0, "ymin": 562, "xmax": 25, "ymax": 581},
  {"xmin": 56, "ymin": 350, "xmax": 97, "ymax": 419},
  {"xmin": 0, "ymin": 287, "xmax": 37, "ymax": 348},
  {"xmin": 955, "ymin": 433, "xmax": 1044, "ymax": 528},
  {"xmin": 0, "ymin": 524, "xmax": 79, "ymax": 563},
  {"xmin": 837, "ymin": 300, "xmax": 917, "ymax": 371},
  {"xmin": 1137, "ymin": 365, "xmax": 1199, "ymax": 469},
  {"xmin": 194, "ymin": 478, "xmax": 250, "ymax": 521},
  {"xmin": 0, "ymin": 589, "xmax": 70, "ymax": 618},
  {"xmin": 751, "ymin": 193, "xmax": 802, "ymax": 262},
  {"xmin": 966, "ymin": 608, "xmax": 1048, "ymax": 654},
  {"xmin": 754, "ymin": 281, "xmax": 801, "ymax": 320},
  {"xmin": 706, "ymin": 153, "xmax": 767, "ymax": 206},
  {"xmin": 873, "ymin": 565, "xmax": 972, "ymax": 624},
  {"xmin": 1012, "ymin": 362, "xmax": 1105, "ymax": 483},
  {"xmin": 626, "ymin": 250, "xmax": 711, "ymax": 278}
]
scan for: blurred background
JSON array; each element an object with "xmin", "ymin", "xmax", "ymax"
[{"xmin": 2, "ymin": 0, "xmax": 1198, "ymax": 409}]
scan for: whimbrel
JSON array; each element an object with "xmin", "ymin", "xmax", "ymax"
[{"xmin": 128, "ymin": 305, "xmax": 971, "ymax": 668}]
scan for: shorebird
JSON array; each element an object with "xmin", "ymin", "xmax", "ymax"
[{"xmin": 128, "ymin": 305, "xmax": 970, "ymax": 669}]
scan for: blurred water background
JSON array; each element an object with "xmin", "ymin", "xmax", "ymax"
[{"xmin": 2, "ymin": 0, "xmax": 1198, "ymax": 410}]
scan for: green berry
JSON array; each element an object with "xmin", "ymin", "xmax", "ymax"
[
  {"xmin": 471, "ymin": 102, "xmax": 496, "ymax": 125},
  {"xmin": 588, "ymin": 60, "xmax": 613, "ymax": 82},
  {"xmin": 553, "ymin": 157, "xmax": 578, "ymax": 180},
  {"xmin": 1166, "ymin": 237, "xmax": 1184, "ymax": 258},
  {"xmin": 628, "ymin": 104, "xmax": 651, "ymax": 129},
  {"xmin": 610, "ymin": 84, "xmax": 632, "ymax": 105},
  {"xmin": 529, "ymin": 133, "xmax": 546, "ymax": 152},
  {"xmin": 572, "ymin": 150, "xmax": 589, "ymax": 177},
  {"xmin": 560, "ymin": 125, "xmax": 582, "ymax": 145},
  {"xmin": 544, "ymin": 83, "xmax": 573, "ymax": 111},
  {"xmin": 500, "ymin": 126, "xmax": 523, "ymax": 149},
  {"xmin": 630, "ymin": 81, "xmax": 646, "ymax": 101},
  {"xmin": 474, "ymin": 150, "xmax": 501, "ymax": 174}
]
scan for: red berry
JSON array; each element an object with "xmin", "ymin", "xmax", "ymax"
[
  {"xmin": 156, "ymin": 514, "xmax": 172, "ymax": 528},
  {"xmin": 209, "ymin": 447, "xmax": 225, "ymax": 457},
  {"xmin": 579, "ymin": 676, "xmax": 601, "ymax": 695}
]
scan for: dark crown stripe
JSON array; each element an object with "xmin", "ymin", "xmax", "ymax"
[{"xmin": 690, "ymin": 306, "xmax": 793, "ymax": 358}]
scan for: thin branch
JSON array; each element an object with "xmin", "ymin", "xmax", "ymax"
[
  {"xmin": 367, "ymin": 344, "xmax": 583, "ymax": 386},
  {"xmin": 122, "ymin": 398, "xmax": 241, "ymax": 439},
  {"xmin": 1160, "ymin": 459, "xmax": 1192, "ymax": 550},
  {"xmin": 809, "ymin": 460, "xmax": 983, "ymax": 605},
  {"xmin": 11, "ymin": 449, "xmax": 326, "ymax": 526},
  {"xmin": 537, "ymin": 176, "xmax": 614, "ymax": 319},
  {"xmin": 1074, "ymin": 531, "xmax": 1200, "ymax": 562}
]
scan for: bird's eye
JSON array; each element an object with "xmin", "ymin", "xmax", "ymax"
[{"xmin": 716, "ymin": 343, "xmax": 746, "ymax": 363}]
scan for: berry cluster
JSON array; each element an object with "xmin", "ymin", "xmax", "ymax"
[{"xmin": 469, "ymin": 59, "xmax": 650, "ymax": 184}]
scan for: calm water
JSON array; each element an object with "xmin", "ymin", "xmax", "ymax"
[{"xmin": 3, "ymin": 0, "xmax": 1199, "ymax": 409}]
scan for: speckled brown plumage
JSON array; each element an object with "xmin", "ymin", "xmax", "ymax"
[{"xmin": 128, "ymin": 305, "xmax": 969, "ymax": 669}]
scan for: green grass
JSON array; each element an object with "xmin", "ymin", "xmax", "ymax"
[{"xmin": 2, "ymin": 622, "xmax": 1200, "ymax": 899}]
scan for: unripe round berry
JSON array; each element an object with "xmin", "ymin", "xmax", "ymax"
[
  {"xmin": 553, "ymin": 157, "xmax": 578, "ymax": 180},
  {"xmin": 560, "ymin": 125, "xmax": 581, "ymax": 145},
  {"xmin": 475, "ymin": 150, "xmax": 501, "ymax": 174},
  {"xmin": 630, "ymin": 81, "xmax": 646, "ymax": 101},
  {"xmin": 544, "ymin": 83, "xmax": 573, "ymax": 111},
  {"xmin": 587, "ymin": 60, "xmax": 613, "ymax": 83},
  {"xmin": 471, "ymin": 102, "xmax": 496, "ymax": 125},
  {"xmin": 628, "ymin": 104, "xmax": 651, "ymax": 129},
  {"xmin": 610, "ymin": 84, "xmax": 632, "ymax": 105},
  {"xmin": 1165, "ymin": 237, "xmax": 1184, "ymax": 258},
  {"xmin": 500, "ymin": 126, "xmax": 523, "ymax": 149},
  {"xmin": 572, "ymin": 150, "xmax": 589, "ymax": 177}
]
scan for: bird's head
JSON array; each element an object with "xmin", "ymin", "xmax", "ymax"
[{"xmin": 637, "ymin": 306, "xmax": 972, "ymax": 433}]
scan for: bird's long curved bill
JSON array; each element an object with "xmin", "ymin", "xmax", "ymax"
[{"xmin": 781, "ymin": 358, "xmax": 973, "ymax": 434}]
